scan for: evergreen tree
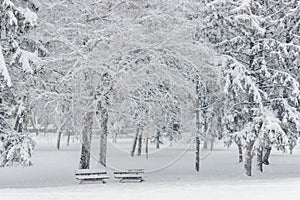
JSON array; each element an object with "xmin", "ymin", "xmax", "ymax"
[
  {"xmin": 197, "ymin": 0, "xmax": 300, "ymax": 176},
  {"xmin": 0, "ymin": 0, "xmax": 40, "ymax": 167}
]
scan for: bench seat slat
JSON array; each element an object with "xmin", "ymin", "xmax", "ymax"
[
  {"xmin": 76, "ymin": 175, "xmax": 110, "ymax": 180},
  {"xmin": 75, "ymin": 169, "xmax": 107, "ymax": 174},
  {"xmin": 75, "ymin": 172, "xmax": 107, "ymax": 176},
  {"xmin": 114, "ymin": 171, "xmax": 144, "ymax": 175},
  {"xmin": 114, "ymin": 174, "xmax": 143, "ymax": 178}
]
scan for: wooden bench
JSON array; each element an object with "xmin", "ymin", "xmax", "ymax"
[
  {"xmin": 114, "ymin": 169, "xmax": 145, "ymax": 183},
  {"xmin": 75, "ymin": 169, "xmax": 109, "ymax": 184}
]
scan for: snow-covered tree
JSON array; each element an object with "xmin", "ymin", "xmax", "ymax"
[
  {"xmin": 197, "ymin": 0, "xmax": 300, "ymax": 176},
  {"xmin": 34, "ymin": 0, "xmax": 220, "ymax": 170},
  {"xmin": 0, "ymin": 116, "xmax": 35, "ymax": 167},
  {"xmin": 0, "ymin": 0, "xmax": 41, "ymax": 167}
]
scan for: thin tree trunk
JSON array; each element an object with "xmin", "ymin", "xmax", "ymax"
[
  {"xmin": 30, "ymin": 118, "xmax": 39, "ymax": 136},
  {"xmin": 79, "ymin": 111, "xmax": 93, "ymax": 169},
  {"xmin": 43, "ymin": 116, "xmax": 49, "ymax": 134},
  {"xmin": 137, "ymin": 133, "xmax": 142, "ymax": 156},
  {"xmin": 238, "ymin": 144, "xmax": 243, "ymax": 163},
  {"xmin": 131, "ymin": 127, "xmax": 139, "ymax": 157},
  {"xmin": 66, "ymin": 131, "xmax": 71, "ymax": 146},
  {"xmin": 263, "ymin": 146, "xmax": 271, "ymax": 165},
  {"xmin": 210, "ymin": 135, "xmax": 215, "ymax": 151},
  {"xmin": 56, "ymin": 130, "xmax": 62, "ymax": 150},
  {"xmin": 99, "ymin": 106, "xmax": 108, "ymax": 167},
  {"xmin": 195, "ymin": 78, "xmax": 201, "ymax": 172},
  {"xmin": 245, "ymin": 140, "xmax": 255, "ymax": 176},
  {"xmin": 112, "ymin": 129, "xmax": 117, "ymax": 143},
  {"xmin": 14, "ymin": 116, "xmax": 23, "ymax": 132},
  {"xmin": 156, "ymin": 130, "xmax": 160, "ymax": 149},
  {"xmin": 235, "ymin": 140, "xmax": 243, "ymax": 163},
  {"xmin": 145, "ymin": 136, "xmax": 149, "ymax": 159},
  {"xmin": 24, "ymin": 114, "xmax": 29, "ymax": 132},
  {"xmin": 245, "ymin": 44, "xmax": 256, "ymax": 176},
  {"xmin": 289, "ymin": 144, "xmax": 293, "ymax": 155},
  {"xmin": 0, "ymin": 97, "xmax": 3, "ymax": 116},
  {"xmin": 257, "ymin": 146, "xmax": 263, "ymax": 172},
  {"xmin": 195, "ymin": 135, "xmax": 200, "ymax": 172}
]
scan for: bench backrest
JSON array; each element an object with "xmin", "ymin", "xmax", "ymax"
[
  {"xmin": 114, "ymin": 169, "xmax": 144, "ymax": 175},
  {"xmin": 75, "ymin": 169, "xmax": 107, "ymax": 175}
]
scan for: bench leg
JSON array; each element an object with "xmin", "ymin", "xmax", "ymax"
[
  {"xmin": 78, "ymin": 179, "xmax": 107, "ymax": 184},
  {"xmin": 119, "ymin": 178, "xmax": 125, "ymax": 183},
  {"xmin": 118, "ymin": 178, "xmax": 144, "ymax": 183}
]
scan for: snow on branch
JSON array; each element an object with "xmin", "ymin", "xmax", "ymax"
[{"xmin": 0, "ymin": 45, "xmax": 12, "ymax": 87}]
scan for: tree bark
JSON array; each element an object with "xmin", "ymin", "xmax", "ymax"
[
  {"xmin": 99, "ymin": 106, "xmax": 108, "ymax": 167},
  {"xmin": 112, "ymin": 126, "xmax": 117, "ymax": 143},
  {"xmin": 79, "ymin": 111, "xmax": 93, "ymax": 169},
  {"xmin": 238, "ymin": 144, "xmax": 243, "ymax": 163},
  {"xmin": 14, "ymin": 115, "xmax": 23, "ymax": 133},
  {"xmin": 145, "ymin": 136, "xmax": 149, "ymax": 159},
  {"xmin": 195, "ymin": 77, "xmax": 201, "ymax": 172},
  {"xmin": 245, "ymin": 140, "xmax": 255, "ymax": 176},
  {"xmin": 156, "ymin": 130, "xmax": 161, "ymax": 149},
  {"xmin": 66, "ymin": 131, "xmax": 71, "ymax": 146},
  {"xmin": 56, "ymin": 130, "xmax": 62, "ymax": 150},
  {"xmin": 79, "ymin": 69, "xmax": 95, "ymax": 169},
  {"xmin": 209, "ymin": 135, "xmax": 215, "ymax": 151},
  {"xmin": 235, "ymin": 140, "xmax": 243, "ymax": 163},
  {"xmin": 131, "ymin": 127, "xmax": 139, "ymax": 157},
  {"xmin": 257, "ymin": 146, "xmax": 263, "ymax": 172},
  {"xmin": 263, "ymin": 146, "xmax": 271, "ymax": 165},
  {"xmin": 195, "ymin": 135, "xmax": 200, "ymax": 172},
  {"xmin": 137, "ymin": 133, "xmax": 142, "ymax": 156}
]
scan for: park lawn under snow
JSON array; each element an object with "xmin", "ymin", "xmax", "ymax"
[{"xmin": 1, "ymin": 134, "xmax": 300, "ymax": 199}]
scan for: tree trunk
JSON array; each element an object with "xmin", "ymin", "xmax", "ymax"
[
  {"xmin": 156, "ymin": 130, "xmax": 160, "ymax": 149},
  {"xmin": 257, "ymin": 146, "xmax": 263, "ymax": 172},
  {"xmin": 244, "ymin": 140, "xmax": 255, "ymax": 176},
  {"xmin": 43, "ymin": 115, "xmax": 49, "ymax": 135},
  {"xmin": 99, "ymin": 107, "xmax": 108, "ymax": 167},
  {"xmin": 56, "ymin": 130, "xmax": 62, "ymax": 150},
  {"xmin": 131, "ymin": 127, "xmax": 139, "ymax": 157},
  {"xmin": 112, "ymin": 129, "xmax": 117, "ymax": 143},
  {"xmin": 195, "ymin": 77, "xmax": 201, "ymax": 172},
  {"xmin": 0, "ymin": 97, "xmax": 3, "ymax": 116},
  {"xmin": 79, "ymin": 111, "xmax": 93, "ymax": 169},
  {"xmin": 145, "ymin": 136, "xmax": 149, "ymax": 159},
  {"xmin": 195, "ymin": 135, "xmax": 200, "ymax": 172},
  {"xmin": 137, "ymin": 133, "xmax": 142, "ymax": 156},
  {"xmin": 66, "ymin": 131, "xmax": 71, "ymax": 146},
  {"xmin": 235, "ymin": 140, "xmax": 243, "ymax": 163},
  {"xmin": 263, "ymin": 146, "xmax": 271, "ymax": 165},
  {"xmin": 14, "ymin": 116, "xmax": 23, "ymax": 133},
  {"xmin": 210, "ymin": 135, "xmax": 215, "ymax": 151},
  {"xmin": 30, "ymin": 117, "xmax": 39, "ymax": 136}
]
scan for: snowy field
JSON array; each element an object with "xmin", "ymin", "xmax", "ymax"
[{"xmin": 1, "ymin": 134, "xmax": 300, "ymax": 199}]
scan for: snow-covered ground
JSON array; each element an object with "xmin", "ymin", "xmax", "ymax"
[
  {"xmin": 2, "ymin": 179, "xmax": 300, "ymax": 200},
  {"xmin": 1, "ymin": 134, "xmax": 300, "ymax": 199}
]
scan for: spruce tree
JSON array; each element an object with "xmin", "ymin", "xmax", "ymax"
[
  {"xmin": 197, "ymin": 0, "xmax": 300, "ymax": 176},
  {"xmin": 0, "ymin": 0, "xmax": 41, "ymax": 167}
]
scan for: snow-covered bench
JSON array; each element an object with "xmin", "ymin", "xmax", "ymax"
[
  {"xmin": 75, "ymin": 169, "xmax": 109, "ymax": 184},
  {"xmin": 114, "ymin": 169, "xmax": 144, "ymax": 183}
]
